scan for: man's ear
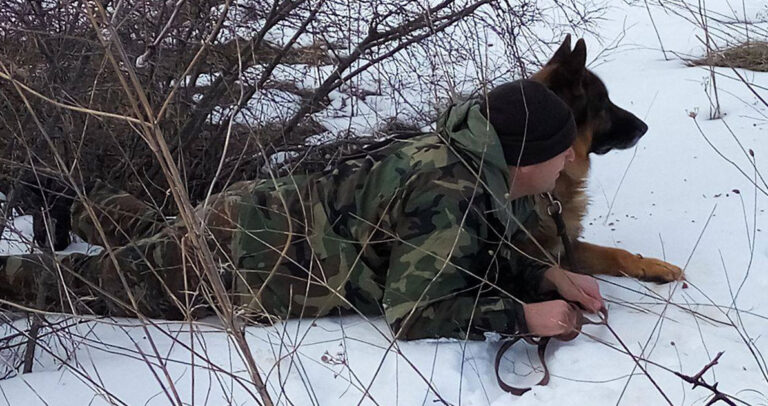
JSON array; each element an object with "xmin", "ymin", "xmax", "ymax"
[
  {"xmin": 516, "ymin": 165, "xmax": 534, "ymax": 175},
  {"xmin": 508, "ymin": 165, "xmax": 525, "ymax": 182}
]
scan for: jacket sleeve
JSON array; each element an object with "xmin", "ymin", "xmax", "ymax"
[{"xmin": 382, "ymin": 167, "xmax": 543, "ymax": 340}]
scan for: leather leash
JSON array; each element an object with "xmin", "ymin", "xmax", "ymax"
[
  {"xmin": 494, "ymin": 193, "xmax": 606, "ymax": 395},
  {"xmin": 495, "ymin": 308, "xmax": 608, "ymax": 395},
  {"xmin": 544, "ymin": 192, "xmax": 579, "ymax": 272}
]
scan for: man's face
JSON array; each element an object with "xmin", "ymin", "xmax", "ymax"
[{"xmin": 525, "ymin": 147, "xmax": 575, "ymax": 193}]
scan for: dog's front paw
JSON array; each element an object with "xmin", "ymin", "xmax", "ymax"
[{"xmin": 630, "ymin": 254, "xmax": 684, "ymax": 283}]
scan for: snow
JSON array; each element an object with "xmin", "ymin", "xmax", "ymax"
[
  {"xmin": 0, "ymin": 216, "xmax": 101, "ymax": 257},
  {"xmin": 2, "ymin": 1, "xmax": 768, "ymax": 405}
]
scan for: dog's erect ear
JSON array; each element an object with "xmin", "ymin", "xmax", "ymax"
[
  {"xmin": 561, "ymin": 38, "xmax": 587, "ymax": 77},
  {"xmin": 546, "ymin": 34, "xmax": 572, "ymax": 66}
]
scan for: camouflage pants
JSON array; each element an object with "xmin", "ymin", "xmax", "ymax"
[
  {"xmin": 0, "ymin": 181, "xmax": 230, "ymax": 319},
  {"xmin": 1, "ymin": 179, "xmax": 357, "ymax": 322}
]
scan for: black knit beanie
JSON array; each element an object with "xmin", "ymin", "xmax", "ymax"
[{"xmin": 479, "ymin": 79, "xmax": 576, "ymax": 166}]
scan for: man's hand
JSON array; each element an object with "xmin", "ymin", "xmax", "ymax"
[
  {"xmin": 543, "ymin": 266, "xmax": 604, "ymax": 313},
  {"xmin": 523, "ymin": 300, "xmax": 581, "ymax": 340}
]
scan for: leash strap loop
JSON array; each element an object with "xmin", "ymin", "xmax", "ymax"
[
  {"xmin": 494, "ymin": 336, "xmax": 551, "ymax": 396},
  {"xmin": 495, "ymin": 307, "xmax": 608, "ymax": 396}
]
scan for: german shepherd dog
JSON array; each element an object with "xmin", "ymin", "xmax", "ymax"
[{"xmin": 528, "ymin": 35, "xmax": 683, "ymax": 282}]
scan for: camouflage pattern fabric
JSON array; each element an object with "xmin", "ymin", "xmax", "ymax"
[
  {"xmin": 0, "ymin": 100, "xmax": 552, "ymax": 340},
  {"xmin": 70, "ymin": 180, "xmax": 169, "ymax": 248}
]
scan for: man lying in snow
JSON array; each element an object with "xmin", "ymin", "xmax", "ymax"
[{"xmin": 0, "ymin": 79, "xmax": 603, "ymax": 341}]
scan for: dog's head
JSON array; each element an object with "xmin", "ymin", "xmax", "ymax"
[{"xmin": 532, "ymin": 35, "xmax": 648, "ymax": 155}]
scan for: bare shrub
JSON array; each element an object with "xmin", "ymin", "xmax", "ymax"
[{"xmin": 688, "ymin": 41, "xmax": 768, "ymax": 72}]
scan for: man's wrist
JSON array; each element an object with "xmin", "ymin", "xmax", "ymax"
[{"xmin": 539, "ymin": 265, "xmax": 562, "ymax": 292}]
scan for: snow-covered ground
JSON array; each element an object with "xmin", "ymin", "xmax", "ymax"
[{"xmin": 2, "ymin": 1, "xmax": 768, "ymax": 405}]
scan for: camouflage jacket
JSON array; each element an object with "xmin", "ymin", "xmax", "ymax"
[
  {"xmin": 0, "ymin": 100, "xmax": 550, "ymax": 341},
  {"xmin": 224, "ymin": 100, "xmax": 550, "ymax": 340}
]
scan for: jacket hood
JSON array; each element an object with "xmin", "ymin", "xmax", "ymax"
[
  {"xmin": 437, "ymin": 100, "xmax": 510, "ymax": 176},
  {"xmin": 437, "ymin": 99, "xmax": 535, "ymax": 238}
]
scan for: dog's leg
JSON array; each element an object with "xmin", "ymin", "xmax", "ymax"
[{"xmin": 567, "ymin": 240, "xmax": 683, "ymax": 283}]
